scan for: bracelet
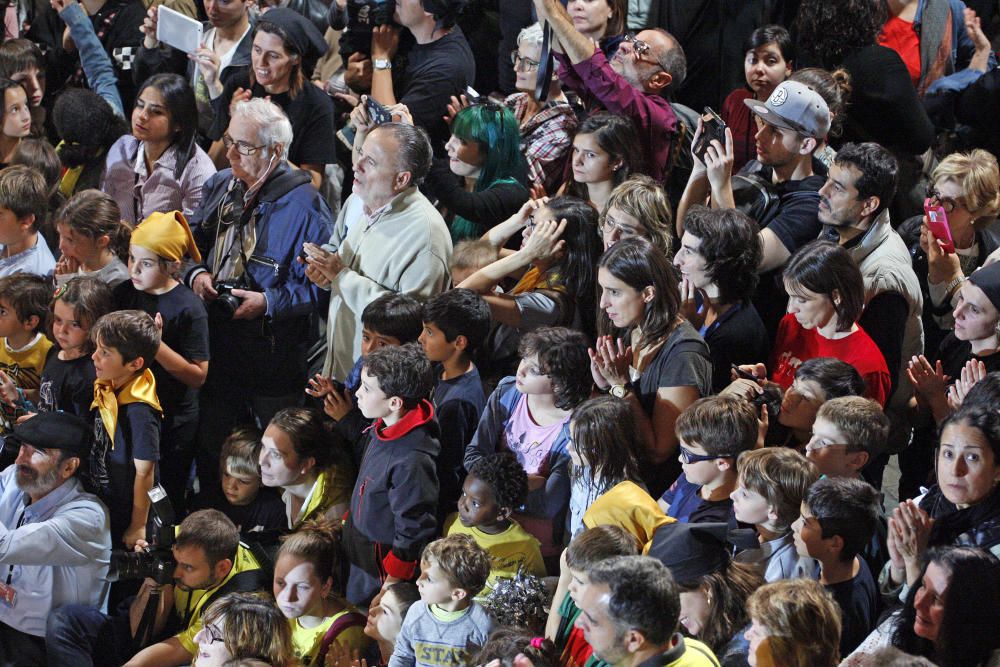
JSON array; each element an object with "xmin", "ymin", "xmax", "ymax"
[{"xmin": 944, "ymin": 275, "xmax": 966, "ymax": 302}]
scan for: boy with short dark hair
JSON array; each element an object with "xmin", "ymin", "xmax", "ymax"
[
  {"xmin": 806, "ymin": 396, "xmax": 888, "ymax": 479},
  {"xmin": 0, "ymin": 165, "xmax": 54, "ymax": 277},
  {"xmin": 0, "ymin": 273, "xmax": 54, "ymax": 434},
  {"xmin": 659, "ymin": 395, "xmax": 758, "ymax": 525},
  {"xmin": 420, "ymin": 288, "xmax": 491, "ymax": 521},
  {"xmin": 343, "ymin": 343, "xmax": 441, "ymax": 605},
  {"xmin": 87, "ymin": 309, "xmax": 162, "ymax": 548},
  {"xmin": 308, "ymin": 293, "xmax": 423, "ymax": 463},
  {"xmin": 389, "ymin": 534, "xmax": 494, "ymax": 667},
  {"xmin": 444, "ymin": 452, "xmax": 545, "ymax": 597},
  {"xmin": 792, "ymin": 476, "xmax": 880, "ymax": 656},
  {"xmin": 731, "ymin": 447, "xmax": 819, "ymax": 582}
]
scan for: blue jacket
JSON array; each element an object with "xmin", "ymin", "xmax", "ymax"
[{"xmin": 186, "ymin": 163, "xmax": 332, "ymax": 322}]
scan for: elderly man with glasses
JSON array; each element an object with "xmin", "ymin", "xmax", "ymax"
[
  {"xmin": 181, "ymin": 97, "xmax": 333, "ymax": 486},
  {"xmin": 532, "ymin": 0, "xmax": 686, "ymax": 184}
]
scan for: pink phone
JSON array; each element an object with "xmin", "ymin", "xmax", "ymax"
[{"xmin": 925, "ymin": 200, "xmax": 955, "ymax": 254}]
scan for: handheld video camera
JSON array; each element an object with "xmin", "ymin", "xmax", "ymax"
[{"xmin": 109, "ymin": 485, "xmax": 177, "ymax": 586}]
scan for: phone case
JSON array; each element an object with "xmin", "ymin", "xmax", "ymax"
[
  {"xmin": 693, "ymin": 107, "xmax": 726, "ymax": 161},
  {"xmin": 925, "ymin": 202, "xmax": 955, "ymax": 254}
]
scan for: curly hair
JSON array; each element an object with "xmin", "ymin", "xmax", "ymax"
[
  {"xmin": 681, "ymin": 205, "xmax": 761, "ymax": 304},
  {"xmin": 473, "ymin": 627, "xmax": 558, "ymax": 667},
  {"xmin": 422, "ymin": 534, "xmax": 491, "ymax": 595},
  {"xmin": 794, "ymin": 0, "xmax": 887, "ymax": 69},
  {"xmin": 363, "ymin": 342, "xmax": 435, "ymax": 409},
  {"xmin": 519, "ymin": 327, "xmax": 592, "ymax": 410},
  {"xmin": 468, "ymin": 451, "xmax": 529, "ymax": 510}
]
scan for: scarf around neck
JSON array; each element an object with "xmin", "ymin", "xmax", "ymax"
[{"xmin": 91, "ymin": 368, "xmax": 162, "ymax": 444}]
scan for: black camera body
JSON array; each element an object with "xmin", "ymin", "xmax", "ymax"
[
  {"xmin": 751, "ymin": 384, "xmax": 784, "ymax": 420},
  {"xmin": 109, "ymin": 485, "xmax": 177, "ymax": 585},
  {"xmin": 348, "ymin": 0, "xmax": 396, "ymax": 29},
  {"xmin": 212, "ymin": 280, "xmax": 245, "ymax": 320}
]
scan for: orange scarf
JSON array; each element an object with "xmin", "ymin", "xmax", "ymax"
[
  {"xmin": 91, "ymin": 369, "xmax": 162, "ymax": 444},
  {"xmin": 510, "ymin": 266, "xmax": 566, "ymax": 295}
]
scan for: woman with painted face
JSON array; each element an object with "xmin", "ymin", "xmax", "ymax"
[
  {"xmin": 591, "ymin": 236, "xmax": 713, "ymax": 495},
  {"xmin": 674, "ymin": 205, "xmax": 767, "ymax": 392},
  {"xmin": 843, "ymin": 546, "xmax": 1000, "ymax": 667},
  {"xmin": 565, "ymin": 112, "xmax": 643, "ymax": 214},
  {"xmin": 102, "ymin": 74, "xmax": 216, "ymax": 225},
  {"xmin": 208, "ymin": 7, "xmax": 335, "ymax": 189},
  {"xmin": 425, "ymin": 102, "xmax": 529, "ymax": 242},
  {"xmin": 721, "ymin": 25, "xmax": 793, "ymax": 173},
  {"xmin": 880, "ymin": 404, "xmax": 1000, "ymax": 602},
  {"xmin": 273, "ymin": 518, "xmax": 370, "ymax": 666}
]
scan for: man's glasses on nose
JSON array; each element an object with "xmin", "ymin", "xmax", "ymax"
[
  {"xmin": 222, "ymin": 133, "xmax": 266, "ymax": 156},
  {"xmin": 623, "ymin": 33, "xmax": 652, "ymax": 58}
]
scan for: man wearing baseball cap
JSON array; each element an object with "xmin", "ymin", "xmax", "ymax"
[
  {"xmin": 679, "ymin": 79, "xmax": 831, "ymax": 335},
  {"xmin": 0, "ymin": 412, "xmax": 111, "ymax": 665}
]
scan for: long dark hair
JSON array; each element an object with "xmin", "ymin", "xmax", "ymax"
[
  {"xmin": 135, "ymin": 73, "xmax": 198, "ymax": 180},
  {"xmin": 892, "ymin": 546, "xmax": 1000, "ymax": 667},
  {"xmin": 569, "ymin": 112, "xmax": 644, "ymax": 196},
  {"xmin": 570, "ymin": 396, "xmax": 644, "ymax": 485},
  {"xmin": 597, "ymin": 236, "xmax": 681, "ymax": 351},
  {"xmin": 543, "ymin": 196, "xmax": 602, "ymax": 339},
  {"xmin": 677, "ymin": 561, "xmax": 763, "ymax": 656}
]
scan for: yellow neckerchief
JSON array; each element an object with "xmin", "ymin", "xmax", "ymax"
[
  {"xmin": 510, "ymin": 266, "xmax": 565, "ymax": 295},
  {"xmin": 295, "ymin": 468, "xmax": 331, "ymax": 528},
  {"xmin": 91, "ymin": 368, "xmax": 162, "ymax": 444},
  {"xmin": 56, "ymin": 140, "xmax": 89, "ymax": 198}
]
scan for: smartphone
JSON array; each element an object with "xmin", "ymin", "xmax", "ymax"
[
  {"xmin": 731, "ymin": 364, "xmax": 758, "ymax": 382},
  {"xmin": 693, "ymin": 107, "xmax": 727, "ymax": 162},
  {"xmin": 365, "ymin": 96, "xmax": 393, "ymax": 126},
  {"xmin": 925, "ymin": 199, "xmax": 955, "ymax": 254}
]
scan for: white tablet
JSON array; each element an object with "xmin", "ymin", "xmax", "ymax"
[{"xmin": 156, "ymin": 5, "xmax": 203, "ymax": 55}]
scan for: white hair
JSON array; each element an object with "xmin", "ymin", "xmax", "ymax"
[
  {"xmin": 233, "ymin": 97, "xmax": 293, "ymax": 160},
  {"xmin": 517, "ymin": 22, "xmax": 545, "ymax": 51}
]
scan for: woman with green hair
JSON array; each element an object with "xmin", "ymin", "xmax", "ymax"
[{"xmin": 425, "ymin": 101, "xmax": 530, "ymax": 241}]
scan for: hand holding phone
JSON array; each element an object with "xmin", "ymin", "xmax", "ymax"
[
  {"xmin": 693, "ymin": 107, "xmax": 727, "ymax": 163},
  {"xmin": 924, "ymin": 199, "xmax": 956, "ymax": 254},
  {"xmin": 366, "ymin": 96, "xmax": 393, "ymax": 126}
]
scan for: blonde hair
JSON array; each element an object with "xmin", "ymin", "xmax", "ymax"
[
  {"xmin": 422, "ymin": 534, "xmax": 491, "ymax": 595},
  {"xmin": 219, "ymin": 426, "xmax": 263, "ymax": 479},
  {"xmin": 451, "ymin": 238, "xmax": 499, "ymax": 273},
  {"xmin": 736, "ymin": 448, "xmax": 818, "ymax": 531},
  {"xmin": 746, "ymin": 579, "xmax": 841, "ymax": 667},
  {"xmin": 202, "ymin": 592, "xmax": 293, "ymax": 667},
  {"xmin": 932, "ymin": 149, "xmax": 1000, "ymax": 221},
  {"xmin": 601, "ymin": 175, "xmax": 674, "ymax": 258}
]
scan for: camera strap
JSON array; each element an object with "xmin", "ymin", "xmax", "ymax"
[
  {"xmin": 4, "ymin": 510, "xmax": 25, "ymax": 586},
  {"xmin": 211, "ymin": 179, "xmax": 262, "ymax": 285}
]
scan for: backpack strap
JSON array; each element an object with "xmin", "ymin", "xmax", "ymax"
[{"xmin": 316, "ymin": 611, "xmax": 368, "ymax": 665}]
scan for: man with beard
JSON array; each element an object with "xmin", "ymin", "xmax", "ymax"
[
  {"xmin": 532, "ymin": 0, "xmax": 687, "ymax": 183},
  {"xmin": 0, "ymin": 412, "xmax": 111, "ymax": 666},
  {"xmin": 47, "ymin": 508, "xmax": 269, "ymax": 667}
]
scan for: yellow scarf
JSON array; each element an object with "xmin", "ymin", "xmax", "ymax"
[
  {"xmin": 56, "ymin": 140, "xmax": 85, "ymax": 198},
  {"xmin": 91, "ymin": 369, "xmax": 162, "ymax": 444},
  {"xmin": 510, "ymin": 266, "xmax": 565, "ymax": 295}
]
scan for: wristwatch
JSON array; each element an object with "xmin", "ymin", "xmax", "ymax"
[
  {"xmin": 373, "ymin": 58, "xmax": 393, "ymax": 70},
  {"xmin": 609, "ymin": 383, "xmax": 629, "ymax": 399}
]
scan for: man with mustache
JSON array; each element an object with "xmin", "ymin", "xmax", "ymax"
[{"xmin": 0, "ymin": 411, "xmax": 111, "ymax": 666}]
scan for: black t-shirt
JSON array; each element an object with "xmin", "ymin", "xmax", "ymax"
[
  {"xmin": 431, "ymin": 365, "xmax": 487, "ymax": 522},
  {"xmin": 114, "ymin": 281, "xmax": 210, "ymax": 421},
  {"xmin": 210, "ymin": 74, "xmax": 337, "ymax": 167},
  {"xmin": 826, "ymin": 558, "xmax": 877, "ymax": 657},
  {"xmin": 38, "ymin": 348, "xmax": 96, "ymax": 419},
  {"xmin": 190, "ymin": 484, "xmax": 287, "ymax": 538},
  {"xmin": 703, "ymin": 300, "xmax": 769, "ymax": 393},
  {"xmin": 399, "ymin": 27, "xmax": 476, "ymax": 154}
]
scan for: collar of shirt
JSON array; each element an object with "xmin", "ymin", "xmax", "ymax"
[
  {"xmin": 21, "ymin": 476, "xmax": 81, "ymax": 522},
  {"xmin": 362, "ymin": 201, "xmax": 393, "ymax": 229},
  {"xmin": 132, "ymin": 140, "xmax": 178, "ymax": 179}
]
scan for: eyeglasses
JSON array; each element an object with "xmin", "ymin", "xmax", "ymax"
[
  {"xmin": 202, "ymin": 622, "xmax": 225, "ymax": 644},
  {"xmin": 601, "ymin": 214, "xmax": 645, "ymax": 238},
  {"xmin": 679, "ymin": 445, "xmax": 732, "ymax": 464},
  {"xmin": 925, "ymin": 185, "xmax": 965, "ymax": 214},
  {"xmin": 623, "ymin": 33, "xmax": 652, "ymax": 59},
  {"xmin": 511, "ymin": 50, "xmax": 541, "ymax": 73},
  {"xmin": 222, "ymin": 133, "xmax": 266, "ymax": 156}
]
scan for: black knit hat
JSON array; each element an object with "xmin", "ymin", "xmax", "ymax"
[
  {"xmin": 256, "ymin": 8, "xmax": 328, "ymax": 72},
  {"xmin": 969, "ymin": 261, "xmax": 1000, "ymax": 312}
]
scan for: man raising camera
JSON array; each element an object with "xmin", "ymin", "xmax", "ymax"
[
  {"xmin": 47, "ymin": 509, "xmax": 270, "ymax": 667},
  {"xmin": 0, "ymin": 412, "xmax": 111, "ymax": 667},
  {"xmin": 182, "ymin": 97, "xmax": 333, "ymax": 485}
]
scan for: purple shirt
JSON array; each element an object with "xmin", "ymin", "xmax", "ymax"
[{"xmin": 555, "ymin": 48, "xmax": 678, "ymax": 182}]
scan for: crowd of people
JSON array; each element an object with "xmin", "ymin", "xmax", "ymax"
[{"xmin": 0, "ymin": 0, "xmax": 998, "ymax": 665}]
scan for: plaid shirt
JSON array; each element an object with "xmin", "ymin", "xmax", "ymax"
[{"xmin": 506, "ymin": 93, "xmax": 578, "ymax": 193}]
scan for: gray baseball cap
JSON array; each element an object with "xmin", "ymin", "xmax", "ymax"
[{"xmin": 744, "ymin": 80, "xmax": 831, "ymax": 139}]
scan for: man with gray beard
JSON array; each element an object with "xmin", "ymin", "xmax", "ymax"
[{"xmin": 0, "ymin": 412, "xmax": 111, "ymax": 666}]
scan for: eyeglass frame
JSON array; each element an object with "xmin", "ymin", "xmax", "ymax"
[
  {"xmin": 623, "ymin": 33, "xmax": 662, "ymax": 69},
  {"xmin": 925, "ymin": 185, "xmax": 966, "ymax": 214},
  {"xmin": 679, "ymin": 444, "xmax": 736, "ymax": 464},
  {"xmin": 600, "ymin": 212, "xmax": 646, "ymax": 238},
  {"xmin": 201, "ymin": 622, "xmax": 225, "ymax": 644},
  {"xmin": 222, "ymin": 133, "xmax": 267, "ymax": 157},
  {"xmin": 511, "ymin": 50, "xmax": 541, "ymax": 73}
]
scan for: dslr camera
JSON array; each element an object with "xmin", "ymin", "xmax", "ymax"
[
  {"xmin": 109, "ymin": 485, "xmax": 177, "ymax": 585},
  {"xmin": 348, "ymin": 0, "xmax": 396, "ymax": 29},
  {"xmin": 211, "ymin": 279, "xmax": 246, "ymax": 320}
]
